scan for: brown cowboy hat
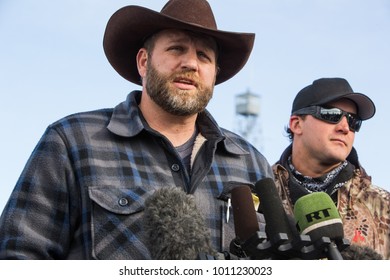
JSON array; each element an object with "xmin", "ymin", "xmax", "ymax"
[{"xmin": 103, "ymin": 0, "xmax": 255, "ymax": 85}]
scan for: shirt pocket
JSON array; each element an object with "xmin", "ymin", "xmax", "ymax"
[{"xmin": 88, "ymin": 185, "xmax": 156, "ymax": 259}]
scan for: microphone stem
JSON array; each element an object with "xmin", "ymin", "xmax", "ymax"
[{"xmin": 326, "ymin": 242, "xmax": 343, "ymax": 260}]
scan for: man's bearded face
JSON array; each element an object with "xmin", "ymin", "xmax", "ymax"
[{"xmin": 145, "ymin": 60, "xmax": 214, "ymax": 116}]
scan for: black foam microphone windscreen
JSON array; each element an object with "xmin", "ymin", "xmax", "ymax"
[
  {"xmin": 230, "ymin": 185, "xmax": 259, "ymax": 242},
  {"xmin": 144, "ymin": 187, "xmax": 216, "ymax": 259},
  {"xmin": 254, "ymin": 177, "xmax": 294, "ymax": 240}
]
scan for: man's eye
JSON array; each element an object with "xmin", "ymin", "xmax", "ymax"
[
  {"xmin": 198, "ymin": 52, "xmax": 211, "ymax": 62},
  {"xmin": 168, "ymin": 46, "xmax": 183, "ymax": 52}
]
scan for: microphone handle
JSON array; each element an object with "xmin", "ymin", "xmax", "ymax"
[{"xmin": 326, "ymin": 241, "xmax": 343, "ymax": 260}]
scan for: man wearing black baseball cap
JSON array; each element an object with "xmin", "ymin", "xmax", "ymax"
[{"xmin": 272, "ymin": 77, "xmax": 389, "ymax": 259}]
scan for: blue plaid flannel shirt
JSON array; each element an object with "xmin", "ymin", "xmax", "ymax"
[{"xmin": 0, "ymin": 91, "xmax": 273, "ymax": 259}]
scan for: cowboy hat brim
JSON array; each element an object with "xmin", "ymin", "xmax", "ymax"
[{"xmin": 103, "ymin": 5, "xmax": 255, "ymax": 85}]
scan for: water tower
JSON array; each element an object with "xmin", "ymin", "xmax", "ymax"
[{"xmin": 235, "ymin": 89, "xmax": 263, "ymax": 151}]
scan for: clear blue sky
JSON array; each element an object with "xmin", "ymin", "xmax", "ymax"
[{"xmin": 1, "ymin": 0, "xmax": 389, "ymax": 211}]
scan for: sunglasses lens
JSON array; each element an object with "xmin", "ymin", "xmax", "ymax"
[
  {"xmin": 319, "ymin": 108, "xmax": 343, "ymax": 123},
  {"xmin": 347, "ymin": 116, "xmax": 362, "ymax": 132},
  {"xmin": 319, "ymin": 107, "xmax": 362, "ymax": 132}
]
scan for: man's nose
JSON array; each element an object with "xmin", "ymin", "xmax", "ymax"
[
  {"xmin": 180, "ymin": 49, "xmax": 199, "ymax": 71},
  {"xmin": 337, "ymin": 116, "xmax": 351, "ymax": 133}
]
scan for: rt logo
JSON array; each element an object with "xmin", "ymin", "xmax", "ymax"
[
  {"xmin": 296, "ymin": 208, "xmax": 333, "ymax": 232},
  {"xmin": 305, "ymin": 208, "xmax": 332, "ymax": 222}
]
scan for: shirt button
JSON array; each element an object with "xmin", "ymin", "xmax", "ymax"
[
  {"xmin": 171, "ymin": 163, "xmax": 180, "ymax": 172},
  {"xmin": 118, "ymin": 197, "xmax": 129, "ymax": 207}
]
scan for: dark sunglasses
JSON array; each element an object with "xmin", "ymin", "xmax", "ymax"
[{"xmin": 293, "ymin": 106, "xmax": 362, "ymax": 132}]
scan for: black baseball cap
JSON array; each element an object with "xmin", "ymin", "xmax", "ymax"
[{"xmin": 291, "ymin": 78, "xmax": 376, "ymax": 120}]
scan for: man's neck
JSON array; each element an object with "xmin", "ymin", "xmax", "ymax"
[
  {"xmin": 139, "ymin": 94, "xmax": 198, "ymax": 147},
  {"xmin": 291, "ymin": 149, "xmax": 342, "ymax": 178}
]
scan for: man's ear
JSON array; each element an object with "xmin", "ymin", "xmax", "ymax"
[
  {"xmin": 289, "ymin": 115, "xmax": 303, "ymax": 135},
  {"xmin": 136, "ymin": 48, "xmax": 148, "ymax": 79}
]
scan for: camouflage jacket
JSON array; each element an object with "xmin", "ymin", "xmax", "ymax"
[{"xmin": 272, "ymin": 145, "xmax": 390, "ymax": 259}]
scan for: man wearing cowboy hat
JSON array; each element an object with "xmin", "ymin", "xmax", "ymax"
[{"xmin": 0, "ymin": 0, "xmax": 273, "ymax": 259}]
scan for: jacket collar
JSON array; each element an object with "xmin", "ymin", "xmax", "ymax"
[{"xmin": 107, "ymin": 91, "xmax": 144, "ymax": 137}]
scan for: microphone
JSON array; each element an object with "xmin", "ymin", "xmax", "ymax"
[
  {"xmin": 227, "ymin": 178, "xmax": 308, "ymax": 259},
  {"xmin": 293, "ymin": 192, "xmax": 348, "ymax": 260},
  {"xmin": 229, "ymin": 185, "xmax": 260, "ymax": 258},
  {"xmin": 341, "ymin": 244, "xmax": 383, "ymax": 260},
  {"xmin": 231, "ymin": 185, "xmax": 259, "ymax": 241},
  {"xmin": 255, "ymin": 178, "xmax": 295, "ymax": 241},
  {"xmin": 143, "ymin": 187, "xmax": 216, "ymax": 259},
  {"xmin": 250, "ymin": 177, "xmax": 310, "ymax": 259}
]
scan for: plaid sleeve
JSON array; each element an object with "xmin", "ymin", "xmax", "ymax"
[{"xmin": 0, "ymin": 126, "xmax": 79, "ymax": 259}]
